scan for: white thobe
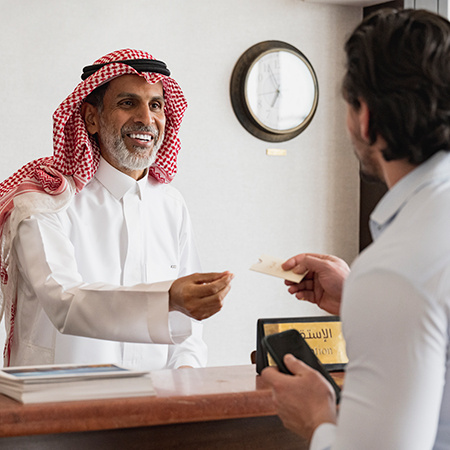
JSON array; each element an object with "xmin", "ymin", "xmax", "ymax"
[{"xmin": 9, "ymin": 157, "xmax": 206, "ymax": 370}]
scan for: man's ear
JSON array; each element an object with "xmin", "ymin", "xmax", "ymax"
[
  {"xmin": 81, "ymin": 102, "xmax": 100, "ymax": 135},
  {"xmin": 358, "ymin": 99, "xmax": 371, "ymax": 143}
]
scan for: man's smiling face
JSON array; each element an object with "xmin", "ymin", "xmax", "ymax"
[{"xmin": 88, "ymin": 74, "xmax": 166, "ymax": 180}]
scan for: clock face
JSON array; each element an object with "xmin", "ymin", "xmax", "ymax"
[
  {"xmin": 245, "ymin": 50, "xmax": 317, "ymax": 133},
  {"xmin": 230, "ymin": 41, "xmax": 319, "ymax": 142}
]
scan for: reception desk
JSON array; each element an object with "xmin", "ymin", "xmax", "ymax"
[{"xmin": 0, "ymin": 364, "xmax": 344, "ymax": 449}]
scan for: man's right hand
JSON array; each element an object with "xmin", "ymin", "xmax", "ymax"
[
  {"xmin": 282, "ymin": 253, "xmax": 350, "ymax": 316},
  {"xmin": 169, "ymin": 271, "xmax": 234, "ymax": 320},
  {"xmin": 261, "ymin": 354, "xmax": 337, "ymax": 442}
]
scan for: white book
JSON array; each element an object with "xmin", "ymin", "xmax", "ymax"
[{"xmin": 0, "ymin": 363, "xmax": 155, "ymax": 404}]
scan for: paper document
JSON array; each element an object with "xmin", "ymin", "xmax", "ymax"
[{"xmin": 250, "ymin": 255, "xmax": 308, "ymax": 283}]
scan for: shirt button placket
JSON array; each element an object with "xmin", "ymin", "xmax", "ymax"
[{"xmin": 122, "ymin": 186, "xmax": 144, "ymax": 287}]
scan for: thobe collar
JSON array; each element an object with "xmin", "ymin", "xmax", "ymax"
[
  {"xmin": 94, "ymin": 157, "xmax": 149, "ymax": 201},
  {"xmin": 370, "ymin": 150, "xmax": 450, "ymax": 241}
]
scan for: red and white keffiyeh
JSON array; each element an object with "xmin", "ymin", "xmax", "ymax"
[{"xmin": 0, "ymin": 49, "xmax": 188, "ymax": 363}]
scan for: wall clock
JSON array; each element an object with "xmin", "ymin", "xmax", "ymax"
[{"xmin": 230, "ymin": 40, "xmax": 319, "ymax": 143}]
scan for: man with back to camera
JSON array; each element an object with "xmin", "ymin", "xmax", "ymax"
[
  {"xmin": 0, "ymin": 48, "xmax": 233, "ymax": 370},
  {"xmin": 262, "ymin": 9, "xmax": 450, "ymax": 449}
]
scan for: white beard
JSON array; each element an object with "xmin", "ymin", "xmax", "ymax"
[{"xmin": 98, "ymin": 118, "xmax": 164, "ymax": 172}]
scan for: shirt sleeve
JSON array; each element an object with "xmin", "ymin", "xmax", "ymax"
[
  {"xmin": 166, "ymin": 314, "xmax": 207, "ymax": 368},
  {"xmin": 311, "ymin": 268, "xmax": 447, "ymax": 450},
  {"xmin": 13, "ymin": 214, "xmax": 192, "ymax": 345}
]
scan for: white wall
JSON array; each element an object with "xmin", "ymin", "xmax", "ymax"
[{"xmin": 0, "ymin": 0, "xmax": 362, "ymax": 367}]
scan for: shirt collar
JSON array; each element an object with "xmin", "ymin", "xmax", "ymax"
[
  {"xmin": 370, "ymin": 151, "xmax": 450, "ymax": 241},
  {"xmin": 94, "ymin": 157, "xmax": 148, "ymax": 200}
]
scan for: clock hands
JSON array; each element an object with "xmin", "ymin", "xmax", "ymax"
[
  {"xmin": 271, "ymin": 89, "xmax": 280, "ymax": 107},
  {"xmin": 258, "ymin": 89, "xmax": 281, "ymax": 108},
  {"xmin": 267, "ymin": 66, "xmax": 281, "ymax": 107},
  {"xmin": 268, "ymin": 65, "xmax": 280, "ymax": 90}
]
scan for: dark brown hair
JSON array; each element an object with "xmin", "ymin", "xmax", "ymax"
[
  {"xmin": 343, "ymin": 8, "xmax": 450, "ymax": 163},
  {"xmin": 83, "ymin": 82, "xmax": 110, "ymax": 112}
]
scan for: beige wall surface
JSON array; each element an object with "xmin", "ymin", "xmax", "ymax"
[{"xmin": 0, "ymin": 0, "xmax": 362, "ymax": 366}]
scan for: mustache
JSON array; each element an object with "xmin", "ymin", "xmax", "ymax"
[{"xmin": 121, "ymin": 125, "xmax": 160, "ymax": 140}]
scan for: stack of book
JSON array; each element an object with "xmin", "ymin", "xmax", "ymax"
[{"xmin": 0, "ymin": 363, "xmax": 155, "ymax": 403}]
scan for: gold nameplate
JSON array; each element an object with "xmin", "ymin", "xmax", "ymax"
[{"xmin": 256, "ymin": 316, "xmax": 348, "ymax": 374}]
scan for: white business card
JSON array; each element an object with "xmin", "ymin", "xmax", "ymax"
[{"xmin": 250, "ymin": 254, "xmax": 308, "ymax": 283}]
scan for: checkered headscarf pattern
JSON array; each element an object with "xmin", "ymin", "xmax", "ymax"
[
  {"xmin": 0, "ymin": 48, "xmax": 188, "ymax": 285},
  {"xmin": 54, "ymin": 48, "xmax": 188, "ymax": 188}
]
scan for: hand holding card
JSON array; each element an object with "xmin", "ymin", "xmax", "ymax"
[{"xmin": 250, "ymin": 254, "xmax": 308, "ymax": 283}]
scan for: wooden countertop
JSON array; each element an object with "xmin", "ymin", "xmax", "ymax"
[{"xmin": 0, "ymin": 364, "xmax": 344, "ymax": 438}]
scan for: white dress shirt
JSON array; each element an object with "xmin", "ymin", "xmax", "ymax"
[
  {"xmin": 311, "ymin": 151, "xmax": 450, "ymax": 449},
  {"xmin": 9, "ymin": 157, "xmax": 206, "ymax": 370}
]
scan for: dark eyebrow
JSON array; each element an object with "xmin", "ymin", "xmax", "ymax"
[
  {"xmin": 117, "ymin": 92, "xmax": 139, "ymax": 99},
  {"xmin": 116, "ymin": 92, "xmax": 165, "ymax": 103}
]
